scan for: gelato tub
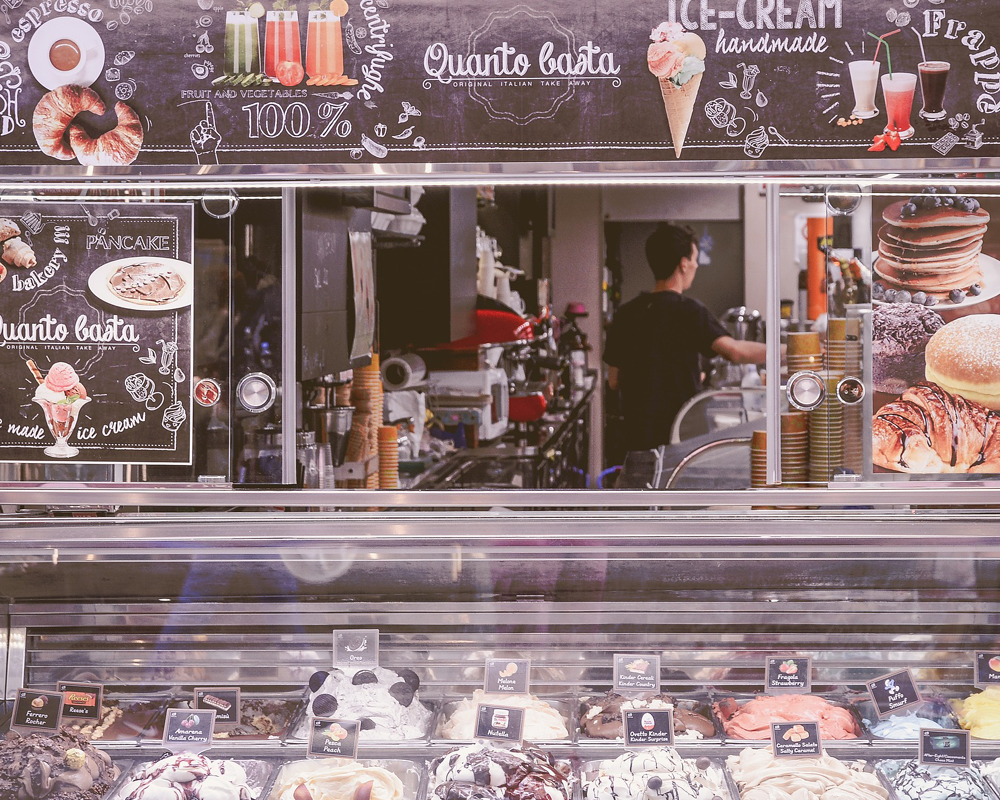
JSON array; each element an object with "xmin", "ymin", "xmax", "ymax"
[
  {"xmin": 856, "ymin": 696, "xmax": 960, "ymax": 741},
  {"xmin": 436, "ymin": 692, "xmax": 572, "ymax": 742},
  {"xmin": 0, "ymin": 727, "xmax": 123, "ymax": 800},
  {"xmin": 579, "ymin": 691, "xmax": 718, "ymax": 742},
  {"xmin": 109, "ymin": 754, "xmax": 277, "ymax": 800},
  {"xmin": 712, "ymin": 693, "xmax": 863, "ymax": 742},
  {"xmin": 582, "ymin": 751, "xmax": 731, "ymax": 800},
  {"xmin": 63, "ymin": 697, "xmax": 168, "ymax": 742},
  {"xmin": 173, "ymin": 695, "xmax": 304, "ymax": 741},
  {"xmin": 728, "ymin": 747, "xmax": 888, "ymax": 799},
  {"xmin": 430, "ymin": 741, "xmax": 572, "ymax": 800},
  {"xmin": 953, "ymin": 687, "xmax": 1000, "ymax": 739},
  {"xmin": 268, "ymin": 758, "xmax": 421, "ymax": 800},
  {"xmin": 877, "ymin": 759, "xmax": 997, "ymax": 800}
]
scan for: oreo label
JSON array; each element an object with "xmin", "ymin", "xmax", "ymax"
[{"xmin": 334, "ymin": 629, "xmax": 379, "ymax": 668}]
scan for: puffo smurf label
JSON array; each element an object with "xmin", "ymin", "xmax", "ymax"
[{"xmin": 867, "ymin": 668, "xmax": 923, "ymax": 717}]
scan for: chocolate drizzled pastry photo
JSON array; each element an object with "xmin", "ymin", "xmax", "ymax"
[
  {"xmin": 0, "ymin": 727, "xmax": 120, "ymax": 800},
  {"xmin": 108, "ymin": 260, "xmax": 186, "ymax": 305}
]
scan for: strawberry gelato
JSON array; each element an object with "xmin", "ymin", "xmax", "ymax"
[
  {"xmin": 43, "ymin": 362, "xmax": 87, "ymax": 400},
  {"xmin": 713, "ymin": 695, "xmax": 861, "ymax": 740}
]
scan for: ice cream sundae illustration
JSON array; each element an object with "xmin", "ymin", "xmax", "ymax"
[
  {"xmin": 28, "ymin": 360, "xmax": 90, "ymax": 458},
  {"xmin": 647, "ymin": 21, "xmax": 706, "ymax": 158}
]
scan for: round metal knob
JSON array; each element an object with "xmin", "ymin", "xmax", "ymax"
[
  {"xmin": 237, "ymin": 372, "xmax": 277, "ymax": 413},
  {"xmin": 786, "ymin": 371, "xmax": 826, "ymax": 411},
  {"xmin": 837, "ymin": 376, "xmax": 866, "ymax": 405}
]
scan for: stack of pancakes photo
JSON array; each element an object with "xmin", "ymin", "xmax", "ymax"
[{"xmin": 875, "ymin": 189, "xmax": 990, "ymax": 300}]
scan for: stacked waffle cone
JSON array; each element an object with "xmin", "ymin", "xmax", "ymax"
[{"xmin": 659, "ymin": 73, "xmax": 703, "ymax": 159}]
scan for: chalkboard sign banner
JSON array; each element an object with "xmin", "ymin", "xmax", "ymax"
[
  {"xmin": 0, "ymin": 202, "xmax": 193, "ymax": 465},
  {"xmin": 623, "ymin": 708, "xmax": 675, "ymax": 748},
  {"xmin": 920, "ymin": 728, "xmax": 971, "ymax": 767},
  {"xmin": 0, "ymin": 0, "xmax": 996, "ymax": 175},
  {"xmin": 57, "ymin": 681, "xmax": 103, "ymax": 722},
  {"xmin": 163, "ymin": 707, "xmax": 216, "ymax": 753},
  {"xmin": 12, "ymin": 689, "xmax": 64, "ymax": 734},
  {"xmin": 867, "ymin": 668, "xmax": 923, "ymax": 717}
]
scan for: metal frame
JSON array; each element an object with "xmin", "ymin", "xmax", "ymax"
[
  {"xmin": 281, "ymin": 188, "xmax": 298, "ymax": 485},
  {"xmin": 664, "ymin": 437, "xmax": 751, "ymax": 489}
]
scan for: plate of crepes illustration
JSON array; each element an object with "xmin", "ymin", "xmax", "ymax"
[
  {"xmin": 873, "ymin": 313, "xmax": 1000, "ymax": 474},
  {"xmin": 872, "ymin": 187, "xmax": 1000, "ymax": 309},
  {"xmin": 88, "ymin": 257, "xmax": 193, "ymax": 312}
]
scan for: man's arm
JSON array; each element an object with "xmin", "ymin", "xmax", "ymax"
[
  {"xmin": 712, "ymin": 336, "xmax": 768, "ymax": 365},
  {"xmin": 607, "ymin": 365, "xmax": 619, "ymax": 391}
]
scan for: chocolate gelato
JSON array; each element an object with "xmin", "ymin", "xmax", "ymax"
[
  {"xmin": 873, "ymin": 304, "xmax": 945, "ymax": 395},
  {"xmin": 580, "ymin": 692, "xmax": 715, "ymax": 740},
  {"xmin": 0, "ymin": 727, "xmax": 120, "ymax": 800}
]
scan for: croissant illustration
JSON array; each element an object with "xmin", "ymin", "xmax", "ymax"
[
  {"xmin": 873, "ymin": 381, "xmax": 1000, "ymax": 473},
  {"xmin": 33, "ymin": 85, "xmax": 105, "ymax": 161},
  {"xmin": 3, "ymin": 238, "xmax": 36, "ymax": 269},
  {"xmin": 68, "ymin": 101, "xmax": 143, "ymax": 166}
]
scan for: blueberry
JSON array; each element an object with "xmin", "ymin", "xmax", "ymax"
[
  {"xmin": 360, "ymin": 718, "xmax": 376, "ymax": 731},
  {"xmin": 950, "ymin": 288, "xmax": 967, "ymax": 303},
  {"xmin": 312, "ymin": 694, "xmax": 338, "ymax": 717},
  {"xmin": 932, "ymin": 196, "xmax": 943, "ymax": 208},
  {"xmin": 922, "ymin": 187, "xmax": 936, "ymax": 193},
  {"xmin": 942, "ymin": 196, "xmax": 955, "ymax": 207},
  {"xmin": 388, "ymin": 681, "xmax": 415, "ymax": 708},
  {"xmin": 309, "ymin": 671, "xmax": 330, "ymax": 693},
  {"xmin": 918, "ymin": 195, "xmax": 936, "ymax": 209},
  {"xmin": 894, "ymin": 290, "xmax": 912, "ymax": 304},
  {"xmin": 925, "ymin": 295, "xmax": 939, "ymax": 307},
  {"xmin": 944, "ymin": 186, "xmax": 958, "ymax": 193},
  {"xmin": 972, "ymin": 199, "xmax": 982, "ymax": 211},
  {"xmin": 397, "ymin": 668, "xmax": 420, "ymax": 691},
  {"xmin": 872, "ymin": 283, "xmax": 886, "ymax": 299},
  {"xmin": 970, "ymin": 283, "xmax": 983, "ymax": 296},
  {"xmin": 883, "ymin": 289, "xmax": 897, "ymax": 303},
  {"xmin": 912, "ymin": 291, "xmax": 927, "ymax": 305},
  {"xmin": 901, "ymin": 203, "xmax": 917, "ymax": 217},
  {"xmin": 646, "ymin": 777, "xmax": 663, "ymax": 791},
  {"xmin": 352, "ymin": 670, "xmax": 379, "ymax": 685}
]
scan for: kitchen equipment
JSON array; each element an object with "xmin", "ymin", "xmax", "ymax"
[{"xmin": 427, "ymin": 367, "xmax": 510, "ymax": 442}]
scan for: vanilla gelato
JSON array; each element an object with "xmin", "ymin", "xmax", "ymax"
[
  {"xmin": 115, "ymin": 754, "xmax": 263, "ymax": 800},
  {"xmin": 727, "ymin": 748, "xmax": 888, "ymax": 799},
  {"xmin": 439, "ymin": 690, "xmax": 569, "ymax": 740},
  {"xmin": 271, "ymin": 759, "xmax": 404, "ymax": 800},
  {"xmin": 583, "ymin": 749, "xmax": 727, "ymax": 800}
]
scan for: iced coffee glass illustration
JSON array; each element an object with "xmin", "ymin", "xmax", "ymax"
[
  {"xmin": 225, "ymin": 10, "xmax": 260, "ymax": 76},
  {"xmin": 881, "ymin": 72, "xmax": 917, "ymax": 139},
  {"xmin": 29, "ymin": 361, "xmax": 90, "ymax": 458},
  {"xmin": 848, "ymin": 60, "xmax": 880, "ymax": 119},
  {"xmin": 918, "ymin": 61, "xmax": 950, "ymax": 121},
  {"xmin": 306, "ymin": 10, "xmax": 343, "ymax": 79}
]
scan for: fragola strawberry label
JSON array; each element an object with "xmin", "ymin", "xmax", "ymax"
[{"xmin": 766, "ymin": 656, "xmax": 811, "ymax": 693}]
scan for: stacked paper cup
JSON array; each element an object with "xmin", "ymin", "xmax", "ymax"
[
  {"xmin": 750, "ymin": 429, "xmax": 767, "ymax": 488},
  {"xmin": 842, "ymin": 317, "xmax": 864, "ymax": 473},
  {"xmin": 826, "ymin": 318, "xmax": 847, "ymax": 377},
  {"xmin": 378, "ymin": 426, "xmax": 399, "ymax": 489},
  {"xmin": 781, "ymin": 411, "xmax": 809, "ymax": 487},
  {"xmin": 808, "ymin": 377, "xmax": 844, "ymax": 484},
  {"xmin": 785, "ymin": 331, "xmax": 823, "ymax": 375}
]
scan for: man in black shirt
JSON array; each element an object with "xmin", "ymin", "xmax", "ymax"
[{"xmin": 605, "ymin": 223, "xmax": 768, "ymax": 452}]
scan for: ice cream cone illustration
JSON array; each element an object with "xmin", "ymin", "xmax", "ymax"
[{"xmin": 647, "ymin": 22, "xmax": 707, "ymax": 158}]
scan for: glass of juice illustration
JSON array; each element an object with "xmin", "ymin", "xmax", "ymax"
[
  {"xmin": 918, "ymin": 61, "xmax": 950, "ymax": 121},
  {"xmin": 881, "ymin": 72, "xmax": 917, "ymax": 140},
  {"xmin": 264, "ymin": 10, "xmax": 301, "ymax": 79},
  {"xmin": 848, "ymin": 60, "xmax": 880, "ymax": 119},
  {"xmin": 306, "ymin": 9, "xmax": 344, "ymax": 79},
  {"xmin": 225, "ymin": 10, "xmax": 260, "ymax": 76}
]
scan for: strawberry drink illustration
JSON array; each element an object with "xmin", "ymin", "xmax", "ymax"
[{"xmin": 28, "ymin": 360, "xmax": 90, "ymax": 458}]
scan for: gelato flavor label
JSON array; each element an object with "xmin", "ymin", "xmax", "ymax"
[
  {"xmin": 765, "ymin": 656, "xmax": 812, "ymax": 694},
  {"xmin": 163, "ymin": 707, "xmax": 216, "ymax": 753},
  {"xmin": 771, "ymin": 721, "xmax": 823, "ymax": 758},
  {"xmin": 920, "ymin": 727, "xmax": 971, "ymax": 767},
  {"xmin": 334, "ymin": 628, "xmax": 379, "ymax": 668},
  {"xmin": 867, "ymin": 668, "xmax": 923, "ymax": 717},
  {"xmin": 974, "ymin": 652, "xmax": 1000, "ymax": 686},
  {"xmin": 12, "ymin": 689, "xmax": 64, "ymax": 734},
  {"xmin": 485, "ymin": 658, "xmax": 530, "ymax": 695},
  {"xmin": 614, "ymin": 654, "xmax": 660, "ymax": 693},
  {"xmin": 475, "ymin": 704, "xmax": 525, "ymax": 743},
  {"xmin": 194, "ymin": 687, "xmax": 240, "ymax": 728},
  {"xmin": 56, "ymin": 681, "xmax": 102, "ymax": 721},
  {"xmin": 623, "ymin": 708, "xmax": 675, "ymax": 748},
  {"xmin": 308, "ymin": 717, "xmax": 360, "ymax": 759}
]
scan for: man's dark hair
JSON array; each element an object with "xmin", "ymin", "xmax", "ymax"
[{"xmin": 645, "ymin": 223, "xmax": 697, "ymax": 281}]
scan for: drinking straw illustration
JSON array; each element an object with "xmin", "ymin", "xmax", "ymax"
[
  {"xmin": 911, "ymin": 27, "xmax": 927, "ymax": 64},
  {"xmin": 868, "ymin": 30, "xmax": 900, "ymax": 77}
]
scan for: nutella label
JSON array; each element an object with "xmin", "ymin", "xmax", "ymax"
[
  {"xmin": 163, "ymin": 707, "xmax": 216, "ymax": 753},
  {"xmin": 57, "ymin": 681, "xmax": 102, "ymax": 722},
  {"xmin": 333, "ymin": 629, "xmax": 379, "ymax": 668},
  {"xmin": 919, "ymin": 728, "xmax": 970, "ymax": 767},
  {"xmin": 771, "ymin": 721, "xmax": 823, "ymax": 758},
  {"xmin": 474, "ymin": 704, "xmax": 525, "ymax": 743},
  {"xmin": 613, "ymin": 654, "xmax": 660, "ymax": 693},
  {"xmin": 485, "ymin": 659, "xmax": 530, "ymax": 695},
  {"xmin": 623, "ymin": 708, "xmax": 674, "ymax": 747},
  {"xmin": 308, "ymin": 717, "xmax": 360, "ymax": 759},
  {"xmin": 194, "ymin": 687, "xmax": 240, "ymax": 729},
  {"xmin": 975, "ymin": 652, "xmax": 1000, "ymax": 687},
  {"xmin": 765, "ymin": 657, "xmax": 811, "ymax": 694},
  {"xmin": 12, "ymin": 689, "xmax": 63, "ymax": 734},
  {"xmin": 867, "ymin": 668, "xmax": 922, "ymax": 717}
]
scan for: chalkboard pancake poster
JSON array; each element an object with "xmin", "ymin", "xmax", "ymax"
[
  {"xmin": 0, "ymin": 202, "xmax": 194, "ymax": 465},
  {"xmin": 0, "ymin": 0, "xmax": 995, "ymax": 173}
]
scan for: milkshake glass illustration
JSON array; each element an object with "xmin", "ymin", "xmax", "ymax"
[
  {"xmin": 306, "ymin": 9, "xmax": 343, "ymax": 79},
  {"xmin": 918, "ymin": 61, "xmax": 950, "ymax": 120},
  {"xmin": 264, "ymin": 10, "xmax": 301, "ymax": 78},
  {"xmin": 881, "ymin": 72, "xmax": 917, "ymax": 139},
  {"xmin": 28, "ymin": 360, "xmax": 90, "ymax": 458},
  {"xmin": 225, "ymin": 10, "xmax": 260, "ymax": 76},
  {"xmin": 848, "ymin": 60, "xmax": 880, "ymax": 119}
]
